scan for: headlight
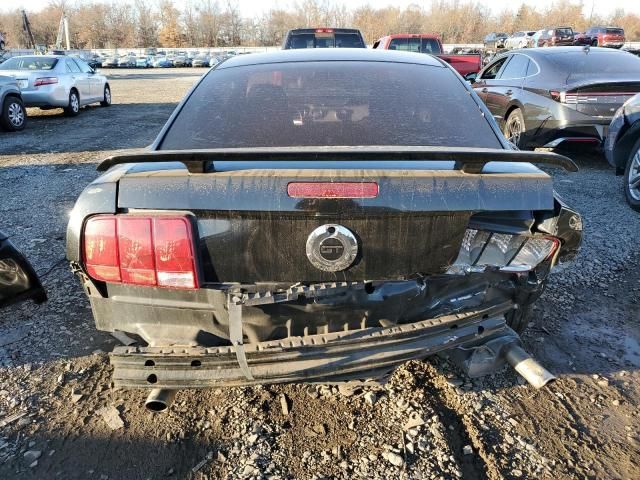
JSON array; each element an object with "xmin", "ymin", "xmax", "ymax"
[{"xmin": 447, "ymin": 229, "xmax": 560, "ymax": 274}]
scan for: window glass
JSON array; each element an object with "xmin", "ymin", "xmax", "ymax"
[
  {"xmin": 525, "ymin": 59, "xmax": 539, "ymax": 77},
  {"xmin": 388, "ymin": 38, "xmax": 407, "ymax": 51},
  {"xmin": 160, "ymin": 61, "xmax": 501, "ymax": 150},
  {"xmin": 550, "ymin": 51, "xmax": 640, "ymax": 82},
  {"xmin": 66, "ymin": 59, "xmax": 81, "ymax": 73},
  {"xmin": 421, "ymin": 38, "xmax": 440, "ymax": 53},
  {"xmin": 499, "ymin": 55, "xmax": 529, "ymax": 79},
  {"xmin": 0, "ymin": 56, "xmax": 57, "ymax": 70},
  {"xmin": 556, "ymin": 28, "xmax": 573, "ymax": 36},
  {"xmin": 73, "ymin": 58, "xmax": 92, "ymax": 73},
  {"xmin": 480, "ymin": 57, "xmax": 507, "ymax": 80},
  {"xmin": 287, "ymin": 33, "xmax": 364, "ymax": 49},
  {"xmin": 606, "ymin": 28, "xmax": 624, "ymax": 35}
]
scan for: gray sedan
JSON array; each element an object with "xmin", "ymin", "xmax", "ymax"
[
  {"xmin": 471, "ymin": 47, "xmax": 640, "ymax": 149},
  {"xmin": 0, "ymin": 55, "xmax": 111, "ymax": 116}
]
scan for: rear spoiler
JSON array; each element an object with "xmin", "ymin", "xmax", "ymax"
[{"xmin": 97, "ymin": 146, "xmax": 578, "ymax": 174}]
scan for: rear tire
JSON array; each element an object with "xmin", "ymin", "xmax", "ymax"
[
  {"xmin": 100, "ymin": 85, "xmax": 112, "ymax": 107},
  {"xmin": 0, "ymin": 96, "xmax": 27, "ymax": 131},
  {"xmin": 503, "ymin": 108, "xmax": 526, "ymax": 148},
  {"xmin": 63, "ymin": 89, "xmax": 80, "ymax": 116},
  {"xmin": 591, "ymin": 39, "xmax": 598, "ymax": 47},
  {"xmin": 506, "ymin": 305, "xmax": 533, "ymax": 334},
  {"xmin": 623, "ymin": 138, "xmax": 640, "ymax": 212}
]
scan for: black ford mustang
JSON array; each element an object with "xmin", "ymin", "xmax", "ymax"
[{"xmin": 67, "ymin": 49, "xmax": 582, "ymax": 410}]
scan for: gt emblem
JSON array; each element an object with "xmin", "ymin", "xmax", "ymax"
[{"xmin": 306, "ymin": 224, "xmax": 358, "ymax": 272}]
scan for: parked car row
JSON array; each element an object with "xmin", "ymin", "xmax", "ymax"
[
  {"xmin": 98, "ymin": 50, "xmax": 227, "ymax": 68},
  {"xmin": 485, "ymin": 26, "xmax": 626, "ymax": 51}
]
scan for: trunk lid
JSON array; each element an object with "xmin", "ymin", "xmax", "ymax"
[
  {"xmin": 0, "ymin": 70, "xmax": 50, "ymax": 91},
  {"xmin": 564, "ymin": 81, "xmax": 640, "ymax": 118},
  {"xmin": 114, "ymin": 155, "xmax": 559, "ymax": 283}
]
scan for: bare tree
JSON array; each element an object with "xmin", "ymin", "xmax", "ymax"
[{"xmin": 1, "ymin": 0, "xmax": 639, "ymax": 49}]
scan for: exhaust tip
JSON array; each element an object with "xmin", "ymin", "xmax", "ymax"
[
  {"xmin": 145, "ymin": 399, "xmax": 169, "ymax": 412},
  {"xmin": 145, "ymin": 388, "xmax": 176, "ymax": 412},
  {"xmin": 504, "ymin": 344, "xmax": 556, "ymax": 389}
]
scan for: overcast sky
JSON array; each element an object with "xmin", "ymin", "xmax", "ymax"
[{"xmin": 4, "ymin": 0, "xmax": 639, "ymax": 17}]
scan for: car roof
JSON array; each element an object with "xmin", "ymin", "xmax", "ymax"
[
  {"xmin": 11, "ymin": 55, "xmax": 63, "ymax": 60},
  {"xmin": 381, "ymin": 33, "xmax": 440, "ymax": 39},
  {"xmin": 522, "ymin": 46, "xmax": 628, "ymax": 57},
  {"xmin": 217, "ymin": 48, "xmax": 446, "ymax": 69},
  {"xmin": 286, "ymin": 28, "xmax": 361, "ymax": 34}
]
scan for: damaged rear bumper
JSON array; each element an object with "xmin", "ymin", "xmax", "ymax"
[{"xmin": 110, "ymin": 302, "xmax": 512, "ymax": 388}]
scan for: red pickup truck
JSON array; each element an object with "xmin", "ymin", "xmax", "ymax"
[{"xmin": 373, "ymin": 34, "xmax": 482, "ymax": 76}]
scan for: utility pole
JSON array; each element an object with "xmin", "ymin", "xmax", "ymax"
[
  {"xmin": 55, "ymin": 12, "xmax": 71, "ymax": 50},
  {"xmin": 21, "ymin": 10, "xmax": 36, "ymax": 51}
]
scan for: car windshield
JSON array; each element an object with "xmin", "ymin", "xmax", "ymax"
[
  {"xmin": 0, "ymin": 57, "xmax": 58, "ymax": 70},
  {"xmin": 287, "ymin": 33, "xmax": 365, "ymax": 49},
  {"xmin": 160, "ymin": 61, "xmax": 500, "ymax": 150},
  {"xmin": 550, "ymin": 52, "xmax": 640, "ymax": 81}
]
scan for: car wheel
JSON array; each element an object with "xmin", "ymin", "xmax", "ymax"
[
  {"xmin": 100, "ymin": 85, "xmax": 112, "ymax": 107},
  {"xmin": 591, "ymin": 39, "xmax": 598, "ymax": 47},
  {"xmin": 504, "ymin": 108, "xmax": 526, "ymax": 148},
  {"xmin": 623, "ymin": 139, "xmax": 640, "ymax": 212},
  {"xmin": 0, "ymin": 41, "xmax": 5, "ymax": 50},
  {"xmin": 0, "ymin": 96, "xmax": 27, "ymax": 131},
  {"xmin": 64, "ymin": 90, "xmax": 80, "ymax": 116}
]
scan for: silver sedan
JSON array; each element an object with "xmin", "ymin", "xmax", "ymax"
[{"xmin": 0, "ymin": 55, "xmax": 111, "ymax": 116}]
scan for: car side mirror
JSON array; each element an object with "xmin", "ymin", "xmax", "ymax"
[{"xmin": 465, "ymin": 72, "xmax": 478, "ymax": 84}]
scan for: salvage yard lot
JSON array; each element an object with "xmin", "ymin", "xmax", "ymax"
[{"xmin": 0, "ymin": 68, "xmax": 639, "ymax": 479}]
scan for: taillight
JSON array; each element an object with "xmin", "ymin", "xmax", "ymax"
[
  {"xmin": 550, "ymin": 91, "xmax": 573, "ymax": 103},
  {"xmin": 287, "ymin": 182, "xmax": 379, "ymax": 198},
  {"xmin": 84, "ymin": 217, "xmax": 120, "ymax": 282},
  {"xmin": 83, "ymin": 215, "xmax": 198, "ymax": 289},
  {"xmin": 550, "ymin": 90, "xmax": 562, "ymax": 102},
  {"xmin": 447, "ymin": 229, "xmax": 561, "ymax": 275},
  {"xmin": 153, "ymin": 217, "xmax": 198, "ymax": 288},
  {"xmin": 315, "ymin": 28, "xmax": 334, "ymax": 33},
  {"xmin": 33, "ymin": 77, "xmax": 58, "ymax": 86}
]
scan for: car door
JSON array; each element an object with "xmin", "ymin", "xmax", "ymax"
[
  {"xmin": 473, "ymin": 56, "xmax": 509, "ymax": 105},
  {"xmin": 65, "ymin": 58, "xmax": 90, "ymax": 103},
  {"xmin": 485, "ymin": 54, "xmax": 530, "ymax": 126},
  {"xmin": 73, "ymin": 57, "xmax": 100, "ymax": 100}
]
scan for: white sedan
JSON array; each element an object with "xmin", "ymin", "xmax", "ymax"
[{"xmin": 0, "ymin": 54, "xmax": 111, "ymax": 116}]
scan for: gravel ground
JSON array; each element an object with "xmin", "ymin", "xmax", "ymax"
[{"xmin": 0, "ymin": 68, "xmax": 638, "ymax": 480}]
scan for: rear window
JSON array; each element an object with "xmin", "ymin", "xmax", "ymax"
[
  {"xmin": 549, "ymin": 52, "xmax": 640, "ymax": 81},
  {"xmin": 286, "ymin": 33, "xmax": 365, "ymax": 49},
  {"xmin": 160, "ymin": 61, "xmax": 500, "ymax": 150},
  {"xmin": 606, "ymin": 28, "xmax": 624, "ymax": 35},
  {"xmin": 0, "ymin": 57, "xmax": 58, "ymax": 70},
  {"xmin": 556, "ymin": 28, "xmax": 573, "ymax": 36}
]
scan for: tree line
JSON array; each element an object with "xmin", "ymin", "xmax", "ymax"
[{"xmin": 1, "ymin": 0, "xmax": 639, "ymax": 50}]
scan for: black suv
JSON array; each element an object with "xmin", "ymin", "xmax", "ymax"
[{"xmin": 282, "ymin": 28, "xmax": 366, "ymax": 49}]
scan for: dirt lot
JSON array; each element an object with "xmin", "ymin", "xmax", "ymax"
[{"xmin": 0, "ymin": 67, "xmax": 639, "ymax": 480}]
